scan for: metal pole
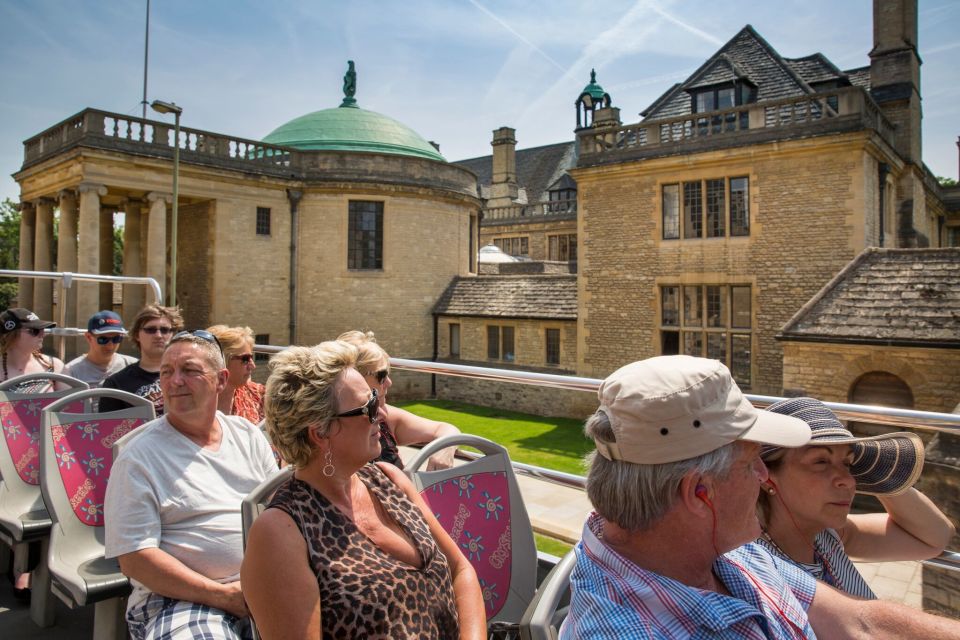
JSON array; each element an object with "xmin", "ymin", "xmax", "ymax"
[
  {"xmin": 170, "ymin": 110, "xmax": 180, "ymax": 306},
  {"xmin": 142, "ymin": 0, "xmax": 150, "ymax": 120}
]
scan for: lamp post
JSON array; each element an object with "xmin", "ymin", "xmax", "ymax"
[{"xmin": 150, "ymin": 99, "xmax": 182, "ymax": 306}]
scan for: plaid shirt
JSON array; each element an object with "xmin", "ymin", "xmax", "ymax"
[{"xmin": 560, "ymin": 513, "xmax": 817, "ymax": 640}]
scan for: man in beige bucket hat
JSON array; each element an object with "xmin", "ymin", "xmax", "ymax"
[{"xmin": 561, "ymin": 355, "xmax": 960, "ymax": 639}]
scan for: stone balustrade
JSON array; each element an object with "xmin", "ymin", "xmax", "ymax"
[
  {"xmin": 578, "ymin": 86, "xmax": 896, "ymax": 165},
  {"xmin": 483, "ymin": 199, "xmax": 577, "ymax": 223}
]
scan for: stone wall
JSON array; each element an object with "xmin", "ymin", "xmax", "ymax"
[
  {"xmin": 573, "ymin": 133, "xmax": 882, "ymax": 393},
  {"xmin": 481, "ymin": 216, "xmax": 577, "ymax": 261},
  {"xmin": 921, "ymin": 433, "xmax": 960, "ymax": 617},
  {"xmin": 436, "ymin": 316, "xmax": 577, "ymax": 371},
  {"xmin": 781, "ymin": 341, "xmax": 960, "ymax": 413},
  {"xmin": 436, "ymin": 375, "xmax": 597, "ymax": 421}
]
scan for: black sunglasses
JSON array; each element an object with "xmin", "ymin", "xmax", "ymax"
[
  {"xmin": 367, "ymin": 368, "xmax": 389, "ymax": 384},
  {"xmin": 142, "ymin": 325, "xmax": 174, "ymax": 335},
  {"xmin": 334, "ymin": 388, "xmax": 379, "ymax": 424},
  {"xmin": 171, "ymin": 330, "xmax": 225, "ymax": 360},
  {"xmin": 24, "ymin": 327, "xmax": 44, "ymax": 337},
  {"xmin": 96, "ymin": 335, "xmax": 124, "ymax": 345},
  {"xmin": 231, "ymin": 354, "xmax": 255, "ymax": 364}
]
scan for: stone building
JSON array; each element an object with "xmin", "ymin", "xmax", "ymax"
[
  {"xmin": 569, "ymin": 0, "xmax": 958, "ymax": 397},
  {"xmin": 13, "ymin": 65, "xmax": 480, "ymax": 379},
  {"xmin": 779, "ymin": 247, "xmax": 960, "ymax": 414}
]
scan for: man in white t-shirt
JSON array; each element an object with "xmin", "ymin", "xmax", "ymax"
[
  {"xmin": 105, "ymin": 329, "xmax": 277, "ymax": 640},
  {"xmin": 64, "ymin": 310, "xmax": 136, "ymax": 386}
]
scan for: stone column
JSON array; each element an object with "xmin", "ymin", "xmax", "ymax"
[
  {"xmin": 122, "ymin": 199, "xmax": 145, "ymax": 324},
  {"xmin": 56, "ymin": 190, "xmax": 79, "ymax": 331},
  {"xmin": 33, "ymin": 197, "xmax": 55, "ymax": 319},
  {"xmin": 17, "ymin": 201, "xmax": 36, "ymax": 307},
  {"xmin": 99, "ymin": 207, "xmax": 114, "ymax": 309},
  {"xmin": 145, "ymin": 192, "xmax": 170, "ymax": 303},
  {"xmin": 76, "ymin": 183, "xmax": 106, "ymax": 325}
]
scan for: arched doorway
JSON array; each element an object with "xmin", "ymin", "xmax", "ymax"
[{"xmin": 848, "ymin": 370, "xmax": 914, "ymax": 437}]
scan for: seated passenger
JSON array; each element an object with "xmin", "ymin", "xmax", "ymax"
[
  {"xmin": 562, "ymin": 355, "xmax": 960, "ymax": 639},
  {"xmin": 338, "ymin": 330, "xmax": 460, "ymax": 469},
  {"xmin": 206, "ymin": 325, "xmax": 264, "ymax": 423},
  {"xmin": 241, "ymin": 341, "xmax": 485, "ymax": 639},
  {"xmin": 757, "ymin": 397, "xmax": 954, "ymax": 598},
  {"xmin": 100, "ymin": 304, "xmax": 183, "ymax": 415},
  {"xmin": 64, "ymin": 310, "xmax": 136, "ymax": 386},
  {"xmin": 104, "ymin": 330, "xmax": 278, "ymax": 640},
  {"xmin": 0, "ymin": 307, "xmax": 64, "ymax": 387}
]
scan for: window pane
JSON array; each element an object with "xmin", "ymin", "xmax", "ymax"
[
  {"xmin": 662, "ymin": 184, "xmax": 679, "ymax": 239},
  {"xmin": 683, "ymin": 286, "xmax": 702, "ymax": 327},
  {"xmin": 730, "ymin": 177, "xmax": 749, "ymax": 236},
  {"xmin": 520, "ymin": 237, "xmax": 529, "ymax": 257},
  {"xmin": 502, "ymin": 326, "xmax": 515, "ymax": 362},
  {"xmin": 731, "ymin": 334, "xmax": 751, "ymax": 387},
  {"xmin": 706, "ymin": 179, "xmax": 725, "ymax": 237},
  {"xmin": 450, "ymin": 324, "xmax": 460, "ymax": 358},
  {"xmin": 568, "ymin": 235, "xmax": 577, "ymax": 262},
  {"xmin": 706, "ymin": 286, "xmax": 726, "ymax": 327},
  {"xmin": 707, "ymin": 332, "xmax": 727, "ymax": 362},
  {"xmin": 683, "ymin": 331, "xmax": 703, "ymax": 357},
  {"xmin": 548, "ymin": 235, "xmax": 559, "ymax": 260},
  {"xmin": 731, "ymin": 286, "xmax": 751, "ymax": 328},
  {"xmin": 254, "ymin": 333, "xmax": 269, "ymax": 362},
  {"xmin": 347, "ymin": 201, "xmax": 383, "ymax": 269},
  {"xmin": 545, "ymin": 328, "xmax": 560, "ymax": 365},
  {"xmin": 683, "ymin": 182, "xmax": 702, "ymax": 239},
  {"xmin": 256, "ymin": 207, "xmax": 271, "ymax": 236},
  {"xmin": 661, "ymin": 330, "xmax": 679, "ymax": 355},
  {"xmin": 487, "ymin": 326, "xmax": 500, "ymax": 360},
  {"xmin": 717, "ymin": 88, "xmax": 735, "ymax": 109},
  {"xmin": 662, "ymin": 286, "xmax": 679, "ymax": 326},
  {"xmin": 696, "ymin": 92, "xmax": 712, "ymax": 113}
]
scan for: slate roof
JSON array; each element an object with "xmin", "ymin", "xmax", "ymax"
[
  {"xmin": 454, "ymin": 142, "xmax": 576, "ymax": 205},
  {"xmin": 641, "ymin": 25, "xmax": 865, "ymax": 121},
  {"xmin": 433, "ymin": 275, "xmax": 577, "ymax": 320},
  {"xmin": 779, "ymin": 248, "xmax": 960, "ymax": 347}
]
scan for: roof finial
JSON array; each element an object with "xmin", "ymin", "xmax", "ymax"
[
  {"xmin": 590, "ymin": 68, "xmax": 596, "ymax": 83},
  {"xmin": 341, "ymin": 60, "xmax": 358, "ymax": 108}
]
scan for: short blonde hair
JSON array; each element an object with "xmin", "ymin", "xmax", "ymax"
[
  {"xmin": 206, "ymin": 324, "xmax": 254, "ymax": 359},
  {"xmin": 264, "ymin": 341, "xmax": 358, "ymax": 469},
  {"xmin": 337, "ymin": 330, "xmax": 388, "ymax": 375}
]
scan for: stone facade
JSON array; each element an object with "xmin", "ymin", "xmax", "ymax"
[
  {"xmin": 573, "ymin": 134, "xmax": 891, "ymax": 393},
  {"xmin": 437, "ymin": 316, "xmax": 577, "ymax": 372},
  {"xmin": 781, "ymin": 342, "xmax": 960, "ymax": 413}
]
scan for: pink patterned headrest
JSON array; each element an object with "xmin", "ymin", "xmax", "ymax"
[
  {"xmin": 0, "ymin": 398, "xmax": 81, "ymax": 485},
  {"xmin": 419, "ymin": 471, "xmax": 512, "ymax": 618}
]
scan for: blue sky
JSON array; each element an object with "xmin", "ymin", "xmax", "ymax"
[{"xmin": 1, "ymin": 0, "xmax": 958, "ymax": 204}]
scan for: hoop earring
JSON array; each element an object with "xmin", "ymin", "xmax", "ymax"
[{"xmin": 322, "ymin": 449, "xmax": 335, "ymax": 477}]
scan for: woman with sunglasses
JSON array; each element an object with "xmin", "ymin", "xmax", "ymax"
[
  {"xmin": 757, "ymin": 397, "xmax": 954, "ymax": 598},
  {"xmin": 338, "ymin": 330, "xmax": 460, "ymax": 470},
  {"xmin": 0, "ymin": 307, "xmax": 64, "ymax": 389},
  {"xmin": 242, "ymin": 341, "xmax": 485, "ymax": 639},
  {"xmin": 206, "ymin": 324, "xmax": 264, "ymax": 423}
]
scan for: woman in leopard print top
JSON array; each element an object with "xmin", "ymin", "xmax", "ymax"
[{"xmin": 242, "ymin": 341, "xmax": 485, "ymax": 639}]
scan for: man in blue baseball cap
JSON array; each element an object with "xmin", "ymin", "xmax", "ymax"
[{"xmin": 65, "ymin": 310, "xmax": 136, "ymax": 386}]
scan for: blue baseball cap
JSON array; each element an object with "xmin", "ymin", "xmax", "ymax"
[{"xmin": 87, "ymin": 310, "xmax": 127, "ymax": 335}]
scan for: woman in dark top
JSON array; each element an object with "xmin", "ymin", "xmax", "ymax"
[
  {"xmin": 241, "ymin": 341, "xmax": 484, "ymax": 639},
  {"xmin": 338, "ymin": 330, "xmax": 460, "ymax": 470}
]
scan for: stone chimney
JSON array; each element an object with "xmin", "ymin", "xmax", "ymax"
[
  {"xmin": 869, "ymin": 0, "xmax": 927, "ymax": 246},
  {"xmin": 488, "ymin": 127, "xmax": 518, "ymax": 206}
]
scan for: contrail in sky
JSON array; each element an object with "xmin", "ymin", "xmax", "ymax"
[{"xmin": 466, "ymin": 0, "xmax": 567, "ymax": 72}]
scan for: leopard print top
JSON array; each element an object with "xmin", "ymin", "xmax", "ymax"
[{"xmin": 267, "ymin": 463, "xmax": 460, "ymax": 639}]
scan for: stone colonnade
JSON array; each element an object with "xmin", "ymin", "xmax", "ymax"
[{"xmin": 16, "ymin": 184, "xmax": 171, "ymax": 330}]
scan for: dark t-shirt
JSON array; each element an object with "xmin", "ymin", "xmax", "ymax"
[{"xmin": 99, "ymin": 362, "xmax": 163, "ymax": 416}]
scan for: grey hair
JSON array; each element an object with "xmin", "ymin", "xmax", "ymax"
[
  {"xmin": 165, "ymin": 333, "xmax": 224, "ymax": 370},
  {"xmin": 584, "ymin": 409, "xmax": 739, "ymax": 531}
]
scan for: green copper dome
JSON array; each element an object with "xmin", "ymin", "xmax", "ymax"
[
  {"xmin": 581, "ymin": 68, "xmax": 607, "ymax": 101},
  {"xmin": 262, "ymin": 107, "xmax": 445, "ymax": 162}
]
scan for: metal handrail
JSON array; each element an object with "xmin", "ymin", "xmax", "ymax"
[{"xmin": 0, "ymin": 269, "xmax": 162, "ymax": 360}]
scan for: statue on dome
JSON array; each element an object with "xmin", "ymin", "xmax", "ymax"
[{"xmin": 341, "ymin": 60, "xmax": 358, "ymax": 107}]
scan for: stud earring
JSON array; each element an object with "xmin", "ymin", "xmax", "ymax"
[{"xmin": 766, "ymin": 486, "xmax": 776, "ymax": 495}]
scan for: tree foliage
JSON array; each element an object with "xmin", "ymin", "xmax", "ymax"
[
  {"xmin": 938, "ymin": 176, "xmax": 958, "ymax": 187},
  {"xmin": 0, "ymin": 199, "xmax": 21, "ymax": 309}
]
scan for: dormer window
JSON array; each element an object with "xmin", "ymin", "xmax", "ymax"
[{"xmin": 692, "ymin": 82, "xmax": 756, "ymax": 113}]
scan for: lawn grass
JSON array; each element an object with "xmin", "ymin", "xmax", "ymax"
[
  {"xmin": 534, "ymin": 533, "xmax": 573, "ymax": 558},
  {"xmin": 393, "ymin": 399, "xmax": 592, "ymax": 476}
]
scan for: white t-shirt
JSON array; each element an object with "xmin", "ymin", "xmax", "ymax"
[
  {"xmin": 64, "ymin": 352, "xmax": 136, "ymax": 386},
  {"xmin": 104, "ymin": 412, "xmax": 278, "ymax": 613}
]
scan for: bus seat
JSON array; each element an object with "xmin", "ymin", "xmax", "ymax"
[{"xmin": 520, "ymin": 548, "xmax": 576, "ymax": 640}]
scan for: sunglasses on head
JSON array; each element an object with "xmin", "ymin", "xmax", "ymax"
[
  {"xmin": 142, "ymin": 325, "xmax": 173, "ymax": 335},
  {"xmin": 334, "ymin": 388, "xmax": 379, "ymax": 424},
  {"xmin": 367, "ymin": 368, "xmax": 389, "ymax": 384},
  {"xmin": 24, "ymin": 327, "xmax": 44, "ymax": 337},
  {"xmin": 171, "ymin": 330, "xmax": 225, "ymax": 358},
  {"xmin": 96, "ymin": 335, "xmax": 124, "ymax": 345},
  {"xmin": 231, "ymin": 353, "xmax": 255, "ymax": 364}
]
